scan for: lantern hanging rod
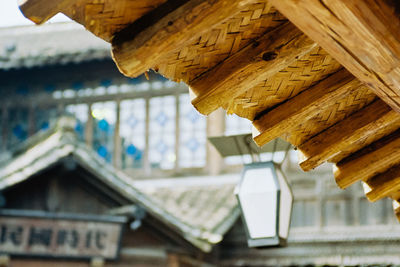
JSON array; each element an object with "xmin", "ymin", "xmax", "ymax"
[{"xmin": 208, "ymin": 133, "xmax": 293, "ymax": 164}]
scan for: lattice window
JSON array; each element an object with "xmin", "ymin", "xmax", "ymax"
[
  {"xmin": 359, "ymin": 197, "xmax": 392, "ymax": 225},
  {"xmin": 120, "ymin": 99, "xmax": 146, "ymax": 169},
  {"xmin": 34, "ymin": 107, "xmax": 57, "ymax": 132},
  {"xmin": 179, "ymin": 94, "xmax": 206, "ymax": 168},
  {"xmin": 149, "ymin": 96, "xmax": 176, "ymax": 169},
  {"xmin": 290, "ymin": 200, "xmax": 317, "ymax": 228},
  {"xmin": 0, "ymin": 69, "xmax": 212, "ymax": 174},
  {"xmin": 66, "ymin": 104, "xmax": 88, "ymax": 141},
  {"xmin": 7, "ymin": 107, "xmax": 28, "ymax": 149},
  {"xmin": 92, "ymin": 101, "xmax": 116, "ymax": 162},
  {"xmin": 323, "ymin": 198, "xmax": 352, "ymax": 227},
  {"xmin": 0, "ymin": 109, "xmax": 2, "ymax": 150}
]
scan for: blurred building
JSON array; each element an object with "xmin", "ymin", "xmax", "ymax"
[{"xmin": 0, "ymin": 23, "xmax": 400, "ymax": 267}]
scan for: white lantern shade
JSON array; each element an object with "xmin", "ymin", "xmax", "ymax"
[{"xmin": 236, "ymin": 162, "xmax": 293, "ymax": 247}]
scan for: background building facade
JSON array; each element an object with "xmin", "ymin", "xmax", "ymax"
[{"xmin": 0, "ymin": 23, "xmax": 400, "ymax": 266}]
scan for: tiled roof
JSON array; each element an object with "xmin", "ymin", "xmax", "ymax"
[
  {"xmin": 134, "ymin": 175, "xmax": 240, "ymax": 245},
  {"xmin": 0, "ymin": 23, "xmax": 110, "ymax": 70},
  {"xmin": 0, "ymin": 117, "xmax": 240, "ymax": 252}
]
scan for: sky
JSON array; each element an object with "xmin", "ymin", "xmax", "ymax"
[{"xmin": 1, "ymin": 0, "xmax": 70, "ymax": 27}]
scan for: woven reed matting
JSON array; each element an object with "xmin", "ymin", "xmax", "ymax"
[
  {"xmin": 329, "ymin": 122, "xmax": 400, "ymax": 164},
  {"xmin": 224, "ymin": 46, "xmax": 342, "ymax": 119},
  {"xmin": 282, "ymin": 85, "xmax": 377, "ymax": 146},
  {"xmin": 154, "ymin": 2, "xmax": 287, "ymax": 83},
  {"xmin": 62, "ymin": 0, "xmax": 167, "ymax": 42}
]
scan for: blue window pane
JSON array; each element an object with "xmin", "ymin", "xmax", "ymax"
[
  {"xmin": 12, "ymin": 124, "xmax": 27, "ymax": 140},
  {"xmin": 120, "ymin": 99, "xmax": 145, "ymax": 169},
  {"xmin": 100, "ymin": 79, "xmax": 112, "ymax": 87},
  {"xmin": 127, "ymin": 117, "xmax": 138, "ymax": 129},
  {"xmin": 75, "ymin": 121, "xmax": 84, "ymax": 136},
  {"xmin": 98, "ymin": 119, "xmax": 109, "ymax": 132},
  {"xmin": 186, "ymin": 138, "xmax": 200, "ymax": 152},
  {"xmin": 7, "ymin": 108, "xmax": 28, "ymax": 148},
  {"xmin": 156, "ymin": 140, "xmax": 168, "ymax": 155},
  {"xmin": 126, "ymin": 144, "xmax": 143, "ymax": 164},
  {"xmin": 0, "ymin": 110, "xmax": 2, "ymax": 151},
  {"xmin": 65, "ymin": 104, "xmax": 88, "ymax": 141},
  {"xmin": 44, "ymin": 84, "xmax": 56, "ymax": 93},
  {"xmin": 40, "ymin": 121, "xmax": 49, "ymax": 130},
  {"xmin": 97, "ymin": 145, "xmax": 108, "ymax": 159},
  {"xmin": 156, "ymin": 112, "xmax": 168, "ymax": 126},
  {"xmin": 72, "ymin": 81, "xmax": 84, "ymax": 90},
  {"xmin": 92, "ymin": 102, "xmax": 116, "ymax": 163},
  {"xmin": 149, "ymin": 96, "xmax": 176, "ymax": 169},
  {"xmin": 126, "ymin": 144, "xmax": 138, "ymax": 155},
  {"xmin": 35, "ymin": 107, "xmax": 57, "ymax": 133},
  {"xmin": 179, "ymin": 94, "xmax": 206, "ymax": 168},
  {"xmin": 186, "ymin": 109, "xmax": 200, "ymax": 123},
  {"xmin": 16, "ymin": 85, "xmax": 29, "ymax": 96}
]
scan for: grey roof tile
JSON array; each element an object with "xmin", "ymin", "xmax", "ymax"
[{"xmin": 0, "ymin": 23, "xmax": 110, "ymax": 70}]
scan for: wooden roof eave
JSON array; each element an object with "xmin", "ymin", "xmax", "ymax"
[{"xmin": 16, "ymin": 0, "xmax": 400, "ymax": 220}]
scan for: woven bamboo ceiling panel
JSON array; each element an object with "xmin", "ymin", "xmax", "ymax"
[{"xmin": 19, "ymin": 0, "xmax": 400, "ymax": 219}]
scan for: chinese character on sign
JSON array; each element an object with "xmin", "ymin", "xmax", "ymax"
[
  {"xmin": 28, "ymin": 227, "xmax": 53, "ymax": 247},
  {"xmin": 85, "ymin": 230, "xmax": 107, "ymax": 249},
  {"xmin": 57, "ymin": 229, "xmax": 79, "ymax": 248},
  {"xmin": 0, "ymin": 225, "xmax": 23, "ymax": 245}
]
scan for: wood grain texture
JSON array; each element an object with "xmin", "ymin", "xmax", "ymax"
[
  {"xmin": 364, "ymin": 165, "xmax": 400, "ymax": 202},
  {"xmin": 225, "ymin": 46, "xmax": 342, "ymax": 120},
  {"xmin": 269, "ymin": 0, "xmax": 400, "ymax": 113},
  {"xmin": 190, "ymin": 22, "xmax": 317, "ymax": 115},
  {"xmin": 19, "ymin": 0, "xmax": 168, "ymax": 41},
  {"xmin": 393, "ymin": 200, "xmax": 400, "ymax": 222},
  {"xmin": 334, "ymin": 129, "xmax": 400, "ymax": 189},
  {"xmin": 252, "ymin": 69, "xmax": 361, "ymax": 146},
  {"xmin": 153, "ymin": 3, "xmax": 285, "ymax": 84},
  {"xmin": 298, "ymin": 100, "xmax": 400, "ymax": 171},
  {"xmin": 112, "ymin": 0, "xmax": 256, "ymax": 77},
  {"xmin": 18, "ymin": 0, "xmax": 73, "ymax": 24},
  {"xmin": 282, "ymin": 85, "xmax": 376, "ymax": 146}
]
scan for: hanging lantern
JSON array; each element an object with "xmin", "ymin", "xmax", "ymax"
[{"xmin": 235, "ymin": 161, "xmax": 293, "ymax": 247}]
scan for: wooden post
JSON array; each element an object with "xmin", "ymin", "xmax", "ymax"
[
  {"xmin": 85, "ymin": 103, "xmax": 94, "ymax": 148},
  {"xmin": 315, "ymin": 177, "xmax": 324, "ymax": 229},
  {"xmin": 90, "ymin": 257, "xmax": 104, "ymax": 267},
  {"xmin": 0, "ymin": 255, "xmax": 9, "ymax": 267},
  {"xmin": 113, "ymin": 100, "xmax": 122, "ymax": 169},
  {"xmin": 207, "ymin": 109, "xmax": 225, "ymax": 175},
  {"xmin": 28, "ymin": 105, "xmax": 35, "ymax": 137},
  {"xmin": 57, "ymin": 102, "xmax": 65, "ymax": 117},
  {"xmin": 144, "ymin": 98, "xmax": 151, "ymax": 175},
  {"xmin": 1, "ymin": 106, "xmax": 8, "ymax": 151},
  {"xmin": 167, "ymin": 253, "xmax": 180, "ymax": 267},
  {"xmin": 175, "ymin": 93, "xmax": 180, "ymax": 171}
]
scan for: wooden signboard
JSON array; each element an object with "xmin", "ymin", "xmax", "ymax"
[{"xmin": 0, "ymin": 210, "xmax": 126, "ymax": 260}]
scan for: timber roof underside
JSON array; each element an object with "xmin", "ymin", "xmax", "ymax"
[{"xmin": 18, "ymin": 0, "xmax": 400, "ymax": 218}]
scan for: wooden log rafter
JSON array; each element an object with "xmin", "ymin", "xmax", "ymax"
[
  {"xmin": 18, "ymin": 0, "xmax": 72, "ymax": 24},
  {"xmin": 190, "ymin": 22, "xmax": 317, "ymax": 115},
  {"xmin": 298, "ymin": 99, "xmax": 400, "ymax": 171},
  {"xmin": 393, "ymin": 200, "xmax": 400, "ymax": 221},
  {"xmin": 334, "ymin": 129, "xmax": 400, "ymax": 189},
  {"xmin": 363, "ymin": 165, "xmax": 400, "ymax": 202},
  {"xmin": 269, "ymin": 0, "xmax": 400, "ymax": 113},
  {"xmin": 252, "ymin": 69, "xmax": 362, "ymax": 147},
  {"xmin": 111, "ymin": 0, "xmax": 258, "ymax": 78}
]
